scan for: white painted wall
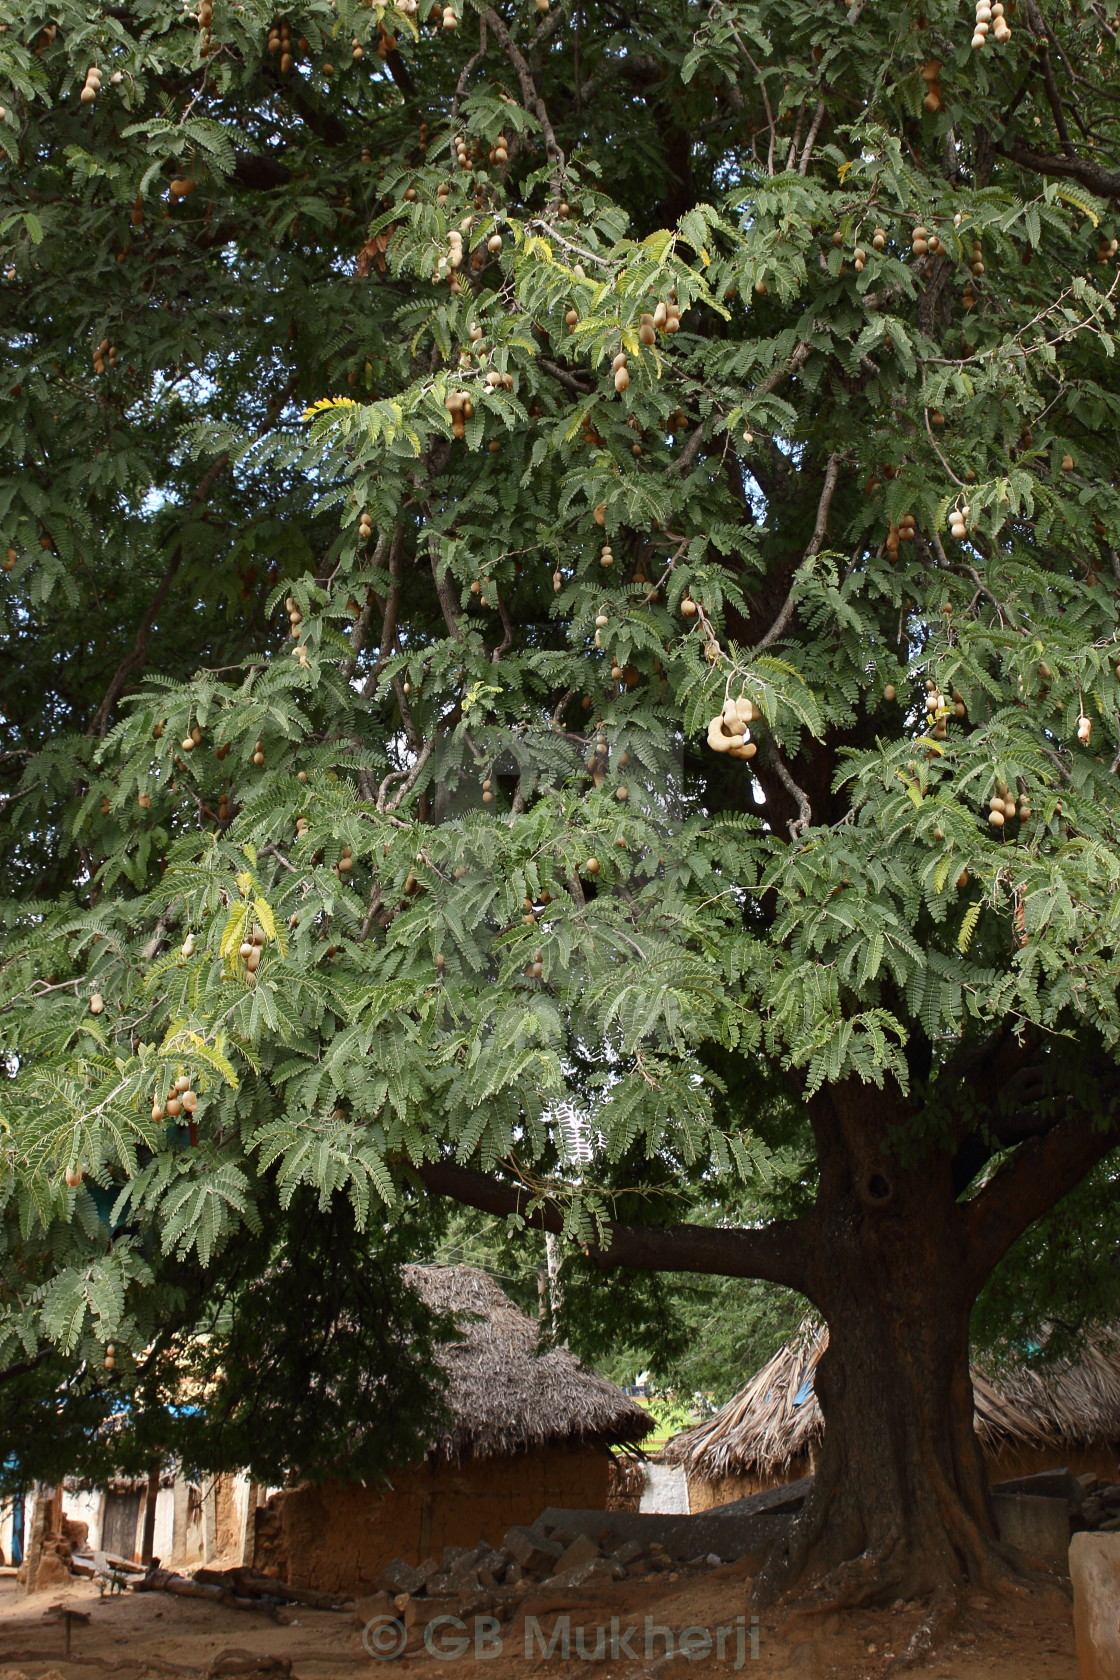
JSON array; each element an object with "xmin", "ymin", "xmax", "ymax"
[
  {"xmin": 639, "ymin": 1463, "xmax": 690, "ymax": 1514},
  {"xmin": 153, "ymin": 1487, "xmax": 175, "ymax": 1561},
  {"xmin": 62, "ymin": 1487, "xmax": 104, "ymax": 1549}
]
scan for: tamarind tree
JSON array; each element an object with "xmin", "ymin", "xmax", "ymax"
[{"xmin": 3, "ymin": 0, "xmax": 1120, "ymax": 1610}]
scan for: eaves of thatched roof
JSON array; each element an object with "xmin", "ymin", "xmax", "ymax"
[
  {"xmin": 661, "ymin": 1317, "xmax": 1120, "ymax": 1483},
  {"xmin": 404, "ymin": 1264, "xmax": 652, "ymax": 1462}
]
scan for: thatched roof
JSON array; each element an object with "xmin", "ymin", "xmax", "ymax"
[
  {"xmin": 404, "ymin": 1264, "xmax": 652, "ymax": 1462},
  {"xmin": 662, "ymin": 1318, "xmax": 1120, "ymax": 1483}
]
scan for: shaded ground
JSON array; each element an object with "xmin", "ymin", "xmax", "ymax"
[{"xmin": 0, "ymin": 1564, "xmax": 1077, "ymax": 1679}]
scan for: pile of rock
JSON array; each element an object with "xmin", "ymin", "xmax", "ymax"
[
  {"xmin": 354, "ymin": 1524, "xmax": 719, "ymax": 1632},
  {"xmin": 1074, "ymin": 1476, "xmax": 1120, "ymax": 1532}
]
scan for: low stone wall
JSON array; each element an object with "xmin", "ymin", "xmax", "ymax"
[{"xmin": 253, "ymin": 1444, "xmax": 611, "ymax": 1596}]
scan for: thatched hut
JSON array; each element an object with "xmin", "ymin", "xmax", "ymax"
[
  {"xmin": 664, "ymin": 1318, "xmax": 1120, "ymax": 1513},
  {"xmin": 253, "ymin": 1265, "xmax": 652, "ymax": 1593}
]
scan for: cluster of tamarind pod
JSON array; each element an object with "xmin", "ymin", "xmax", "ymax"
[
  {"xmin": 705, "ymin": 697, "xmax": 760, "ymax": 761},
  {"xmin": 971, "ymin": 0, "xmax": 1011, "ymax": 49},
  {"xmin": 237, "ymin": 924, "xmax": 268, "ymax": 982},
  {"xmin": 152, "ymin": 1072, "xmax": 200, "ymax": 1121},
  {"xmin": 986, "ymin": 785, "xmax": 1031, "ymax": 828},
  {"xmin": 885, "ymin": 512, "xmax": 916, "ymax": 560}
]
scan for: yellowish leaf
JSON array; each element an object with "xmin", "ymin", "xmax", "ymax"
[
  {"xmin": 300, "ymin": 396, "xmax": 358, "ymax": 421},
  {"xmin": 252, "ymin": 896, "xmax": 277, "ymax": 942},
  {"xmin": 220, "ymin": 903, "xmax": 249, "ymax": 960}
]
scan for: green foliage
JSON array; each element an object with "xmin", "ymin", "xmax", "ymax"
[
  {"xmin": 0, "ymin": 1194, "xmax": 454, "ymax": 1490},
  {"xmin": 1, "ymin": 0, "xmax": 1119, "ymax": 1417},
  {"xmin": 153, "ymin": 1198, "xmax": 454, "ymax": 1486}
]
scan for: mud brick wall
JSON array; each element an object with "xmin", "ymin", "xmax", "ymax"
[{"xmin": 253, "ymin": 1444, "xmax": 611, "ymax": 1595}]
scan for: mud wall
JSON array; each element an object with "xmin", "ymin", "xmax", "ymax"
[
  {"xmin": 983, "ymin": 1444, "xmax": 1120, "ymax": 1486},
  {"xmin": 254, "ymin": 1444, "xmax": 612, "ymax": 1595},
  {"xmin": 687, "ymin": 1442, "xmax": 1120, "ymax": 1512}
]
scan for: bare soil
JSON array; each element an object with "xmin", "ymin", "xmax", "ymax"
[{"xmin": 0, "ymin": 1562, "xmax": 1078, "ymax": 1680}]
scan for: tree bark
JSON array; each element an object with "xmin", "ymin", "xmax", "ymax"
[{"xmin": 758, "ymin": 1080, "xmax": 1007, "ymax": 1608}]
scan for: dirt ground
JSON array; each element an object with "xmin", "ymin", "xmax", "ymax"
[{"xmin": 0, "ymin": 1562, "xmax": 1079, "ymax": 1680}]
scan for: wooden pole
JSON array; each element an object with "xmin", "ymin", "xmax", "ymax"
[{"xmin": 140, "ymin": 1466, "xmax": 161, "ymax": 1566}]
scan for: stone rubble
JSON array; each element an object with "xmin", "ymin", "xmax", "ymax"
[{"xmin": 353, "ymin": 1522, "xmax": 726, "ymax": 1644}]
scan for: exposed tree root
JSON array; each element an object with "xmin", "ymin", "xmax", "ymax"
[{"xmin": 882, "ymin": 1588, "xmax": 959, "ymax": 1674}]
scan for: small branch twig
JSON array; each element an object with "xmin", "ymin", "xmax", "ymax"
[
  {"xmin": 377, "ymin": 734, "xmax": 438, "ymax": 814},
  {"xmin": 728, "ymin": 28, "xmax": 777, "ymax": 177},
  {"xmin": 754, "ymin": 453, "xmax": 841, "ymax": 651},
  {"xmin": 474, "ymin": 3, "xmax": 565, "ymax": 175},
  {"xmin": 451, "ymin": 16, "xmax": 488, "ymax": 121},
  {"xmin": 363, "ymin": 526, "xmax": 405, "ymax": 694},
  {"xmin": 341, "ymin": 532, "xmax": 388, "ymax": 682},
  {"xmin": 88, "ymin": 452, "xmax": 231, "ymax": 737},
  {"xmin": 492, "ymin": 594, "xmax": 515, "ymax": 662},
  {"xmin": 799, "ymin": 99, "xmax": 827, "ymax": 176},
  {"xmin": 770, "ymin": 750, "xmax": 813, "ymax": 839}
]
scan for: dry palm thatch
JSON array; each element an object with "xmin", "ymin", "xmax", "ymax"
[
  {"xmin": 404, "ymin": 1264, "xmax": 652, "ymax": 1462},
  {"xmin": 662, "ymin": 1318, "xmax": 1120, "ymax": 1483}
]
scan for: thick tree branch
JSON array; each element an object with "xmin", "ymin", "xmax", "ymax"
[
  {"xmin": 667, "ymin": 421, "xmax": 707, "ymax": 478},
  {"xmin": 429, "ymin": 534, "xmax": 465, "ymax": 643},
  {"xmin": 755, "ymin": 338, "xmax": 812, "ymax": 399},
  {"xmin": 416, "ymin": 1160, "xmax": 809, "ymax": 1291},
  {"xmin": 962, "ymin": 1103, "xmax": 1120, "ymax": 1291},
  {"xmin": 268, "ymin": 69, "xmax": 349, "ymax": 147},
  {"xmin": 0, "ymin": 1349, "xmax": 53, "ymax": 1388},
  {"xmin": 995, "ymin": 138, "xmax": 1120, "ymax": 199},
  {"xmin": 540, "ymin": 357, "xmax": 592, "ymax": 396},
  {"xmin": 232, "ymin": 151, "xmax": 291, "ymax": 191}
]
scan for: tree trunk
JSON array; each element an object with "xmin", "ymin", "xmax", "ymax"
[
  {"xmin": 757, "ymin": 1081, "xmax": 1007, "ymax": 1610},
  {"xmin": 418, "ymin": 1073, "xmax": 1120, "ymax": 1611}
]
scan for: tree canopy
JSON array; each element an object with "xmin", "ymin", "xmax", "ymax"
[{"xmin": 3, "ymin": 0, "xmax": 1120, "ymax": 1603}]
